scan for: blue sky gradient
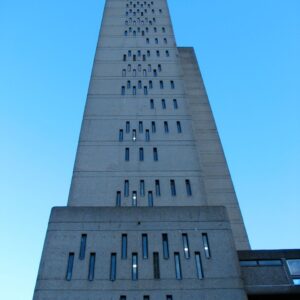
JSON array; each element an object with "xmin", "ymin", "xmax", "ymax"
[{"xmin": 0, "ymin": 1, "xmax": 299, "ymax": 299}]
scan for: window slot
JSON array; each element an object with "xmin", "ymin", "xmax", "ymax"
[
  {"xmin": 160, "ymin": 80, "xmax": 164, "ymax": 89},
  {"xmin": 177, "ymin": 121, "xmax": 182, "ymax": 133},
  {"xmin": 124, "ymin": 180, "xmax": 129, "ymax": 197},
  {"xmin": 88, "ymin": 253, "xmax": 96, "ymax": 281},
  {"xmin": 171, "ymin": 80, "xmax": 175, "ymax": 89},
  {"xmin": 122, "ymin": 69, "xmax": 126, "ymax": 77},
  {"xmin": 162, "ymin": 99, "xmax": 166, "ymax": 109},
  {"xmin": 153, "ymin": 252, "xmax": 160, "ymax": 279},
  {"xmin": 185, "ymin": 180, "xmax": 192, "ymax": 196},
  {"xmin": 121, "ymin": 86, "xmax": 125, "ymax": 95},
  {"xmin": 170, "ymin": 180, "xmax": 176, "ymax": 196},
  {"xmin": 144, "ymin": 296, "xmax": 150, "ymax": 300},
  {"xmin": 158, "ymin": 64, "xmax": 162, "ymax": 72},
  {"xmin": 120, "ymin": 296, "xmax": 127, "ymax": 300},
  {"xmin": 132, "ymin": 191, "xmax": 137, "ymax": 206},
  {"xmin": 144, "ymin": 86, "xmax": 148, "ymax": 95},
  {"xmin": 155, "ymin": 180, "xmax": 161, "ymax": 196},
  {"xmin": 110, "ymin": 253, "xmax": 117, "ymax": 281},
  {"xmin": 66, "ymin": 253, "xmax": 74, "ymax": 281},
  {"xmin": 148, "ymin": 191, "xmax": 154, "ymax": 207},
  {"xmin": 162, "ymin": 234, "xmax": 169, "ymax": 259},
  {"xmin": 116, "ymin": 191, "xmax": 121, "ymax": 207},
  {"xmin": 126, "ymin": 121, "xmax": 130, "ymax": 133},
  {"xmin": 142, "ymin": 234, "xmax": 148, "ymax": 259},
  {"xmin": 79, "ymin": 234, "xmax": 87, "ymax": 260},
  {"xmin": 164, "ymin": 121, "xmax": 169, "ymax": 133},
  {"xmin": 166, "ymin": 296, "xmax": 173, "ymax": 300},
  {"xmin": 195, "ymin": 252, "xmax": 204, "ymax": 279},
  {"xmin": 202, "ymin": 233, "xmax": 211, "ymax": 259},
  {"xmin": 139, "ymin": 148, "xmax": 144, "ymax": 161},
  {"xmin": 145, "ymin": 129, "xmax": 150, "ymax": 141},
  {"xmin": 125, "ymin": 148, "xmax": 130, "ymax": 161},
  {"xmin": 174, "ymin": 252, "xmax": 182, "ymax": 280},
  {"xmin": 151, "ymin": 121, "xmax": 156, "ymax": 133},
  {"xmin": 140, "ymin": 180, "xmax": 145, "ymax": 197},
  {"xmin": 182, "ymin": 234, "xmax": 190, "ymax": 259},
  {"xmin": 153, "ymin": 148, "xmax": 158, "ymax": 161},
  {"xmin": 132, "ymin": 129, "xmax": 137, "ymax": 141},
  {"xmin": 132, "ymin": 253, "xmax": 138, "ymax": 280},
  {"xmin": 150, "ymin": 99, "xmax": 154, "ymax": 109},
  {"xmin": 173, "ymin": 99, "xmax": 178, "ymax": 109},
  {"xmin": 119, "ymin": 129, "xmax": 124, "ymax": 142},
  {"xmin": 121, "ymin": 234, "xmax": 127, "ymax": 259}
]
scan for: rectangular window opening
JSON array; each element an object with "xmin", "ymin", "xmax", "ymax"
[
  {"xmin": 110, "ymin": 253, "xmax": 117, "ymax": 281},
  {"xmin": 202, "ymin": 233, "xmax": 211, "ymax": 259},
  {"xmin": 125, "ymin": 148, "xmax": 130, "ymax": 161},
  {"xmin": 66, "ymin": 252, "xmax": 74, "ymax": 281},
  {"xmin": 121, "ymin": 234, "xmax": 127, "ymax": 259},
  {"xmin": 79, "ymin": 234, "xmax": 87, "ymax": 260},
  {"xmin": 88, "ymin": 253, "xmax": 96, "ymax": 281},
  {"xmin": 174, "ymin": 252, "xmax": 182, "ymax": 280},
  {"xmin": 153, "ymin": 148, "xmax": 158, "ymax": 161},
  {"xmin": 124, "ymin": 180, "xmax": 129, "ymax": 197},
  {"xmin": 142, "ymin": 234, "xmax": 148, "ymax": 259},
  {"xmin": 153, "ymin": 252, "xmax": 160, "ymax": 279},
  {"xmin": 140, "ymin": 180, "xmax": 145, "ymax": 197},
  {"xmin": 155, "ymin": 180, "xmax": 161, "ymax": 196},
  {"xmin": 148, "ymin": 191, "xmax": 154, "ymax": 207},
  {"xmin": 182, "ymin": 234, "xmax": 190, "ymax": 259},
  {"xmin": 170, "ymin": 180, "xmax": 176, "ymax": 196},
  {"xmin": 195, "ymin": 252, "xmax": 204, "ymax": 279},
  {"xmin": 162, "ymin": 234, "xmax": 169, "ymax": 259},
  {"xmin": 116, "ymin": 191, "xmax": 121, "ymax": 207},
  {"xmin": 185, "ymin": 180, "xmax": 192, "ymax": 196},
  {"xmin": 132, "ymin": 253, "xmax": 138, "ymax": 280}
]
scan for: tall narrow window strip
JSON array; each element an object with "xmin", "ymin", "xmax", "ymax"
[
  {"xmin": 173, "ymin": 99, "xmax": 178, "ymax": 109},
  {"xmin": 139, "ymin": 148, "xmax": 144, "ymax": 161},
  {"xmin": 66, "ymin": 253, "xmax": 74, "ymax": 281},
  {"xmin": 166, "ymin": 296, "xmax": 173, "ymax": 300},
  {"xmin": 174, "ymin": 252, "xmax": 182, "ymax": 280},
  {"xmin": 140, "ymin": 180, "xmax": 145, "ymax": 197},
  {"xmin": 170, "ymin": 180, "xmax": 176, "ymax": 196},
  {"xmin": 110, "ymin": 253, "xmax": 117, "ymax": 281},
  {"xmin": 202, "ymin": 233, "xmax": 211, "ymax": 259},
  {"xmin": 182, "ymin": 234, "xmax": 190, "ymax": 259},
  {"xmin": 120, "ymin": 296, "xmax": 126, "ymax": 300},
  {"xmin": 162, "ymin": 99, "xmax": 166, "ymax": 109},
  {"xmin": 195, "ymin": 252, "xmax": 204, "ymax": 279},
  {"xmin": 126, "ymin": 121, "xmax": 130, "ymax": 133},
  {"xmin": 177, "ymin": 121, "xmax": 182, "ymax": 133},
  {"xmin": 152, "ymin": 121, "xmax": 156, "ymax": 133},
  {"xmin": 132, "ymin": 253, "xmax": 138, "ymax": 280},
  {"xmin": 88, "ymin": 253, "xmax": 96, "ymax": 281},
  {"xmin": 139, "ymin": 121, "xmax": 143, "ymax": 133},
  {"xmin": 145, "ymin": 130, "xmax": 150, "ymax": 142},
  {"xmin": 144, "ymin": 296, "xmax": 150, "ymax": 300},
  {"xmin": 125, "ymin": 148, "xmax": 130, "ymax": 161},
  {"xmin": 79, "ymin": 234, "xmax": 87, "ymax": 260},
  {"xmin": 155, "ymin": 180, "xmax": 161, "ymax": 196},
  {"xmin": 150, "ymin": 99, "xmax": 154, "ymax": 109},
  {"xmin": 124, "ymin": 180, "xmax": 129, "ymax": 197},
  {"xmin": 116, "ymin": 191, "xmax": 121, "ymax": 207},
  {"xmin": 186, "ymin": 180, "xmax": 192, "ymax": 196},
  {"xmin": 142, "ymin": 234, "xmax": 148, "ymax": 259},
  {"xmin": 153, "ymin": 252, "xmax": 160, "ymax": 279},
  {"xmin": 153, "ymin": 148, "xmax": 158, "ymax": 161},
  {"xmin": 121, "ymin": 234, "xmax": 127, "ymax": 259},
  {"xmin": 162, "ymin": 234, "xmax": 169, "ymax": 259},
  {"xmin": 164, "ymin": 121, "xmax": 169, "ymax": 133},
  {"xmin": 132, "ymin": 191, "xmax": 137, "ymax": 207},
  {"xmin": 119, "ymin": 129, "xmax": 124, "ymax": 142},
  {"xmin": 148, "ymin": 191, "xmax": 154, "ymax": 207}
]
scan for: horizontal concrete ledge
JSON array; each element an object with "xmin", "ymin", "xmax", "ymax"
[{"xmin": 50, "ymin": 206, "xmax": 229, "ymax": 224}]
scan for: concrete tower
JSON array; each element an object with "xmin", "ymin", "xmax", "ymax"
[{"xmin": 33, "ymin": 1, "xmax": 300, "ymax": 299}]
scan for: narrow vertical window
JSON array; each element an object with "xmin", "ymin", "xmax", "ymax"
[
  {"xmin": 139, "ymin": 121, "xmax": 143, "ymax": 133},
  {"xmin": 147, "ymin": 50, "xmax": 150, "ymax": 57},
  {"xmin": 149, "ymin": 81, "xmax": 153, "ymax": 89},
  {"xmin": 166, "ymin": 50, "xmax": 170, "ymax": 57},
  {"xmin": 144, "ymin": 86, "xmax": 148, "ymax": 95},
  {"xmin": 140, "ymin": 180, "xmax": 145, "ymax": 197},
  {"xmin": 121, "ymin": 86, "xmax": 125, "ymax": 95},
  {"xmin": 132, "ymin": 253, "xmax": 138, "ymax": 280},
  {"xmin": 123, "ymin": 54, "xmax": 127, "ymax": 61},
  {"xmin": 125, "ymin": 148, "xmax": 130, "ymax": 161},
  {"xmin": 133, "ymin": 86, "xmax": 137, "ymax": 95},
  {"xmin": 132, "ymin": 191, "xmax": 137, "ymax": 206},
  {"xmin": 171, "ymin": 81, "xmax": 175, "ymax": 89},
  {"xmin": 156, "ymin": 50, "xmax": 160, "ymax": 57},
  {"xmin": 155, "ymin": 38, "xmax": 158, "ymax": 44},
  {"xmin": 153, "ymin": 69, "xmax": 157, "ymax": 77},
  {"xmin": 133, "ymin": 69, "xmax": 136, "ymax": 77},
  {"xmin": 160, "ymin": 80, "xmax": 164, "ymax": 89},
  {"xmin": 177, "ymin": 121, "xmax": 182, "ymax": 133},
  {"xmin": 164, "ymin": 121, "xmax": 169, "ymax": 133},
  {"xmin": 148, "ymin": 64, "xmax": 152, "ymax": 72},
  {"xmin": 166, "ymin": 296, "xmax": 173, "ymax": 300},
  {"xmin": 164, "ymin": 38, "xmax": 168, "ymax": 44},
  {"xmin": 173, "ymin": 99, "xmax": 178, "ymax": 109},
  {"xmin": 202, "ymin": 233, "xmax": 211, "ymax": 258},
  {"xmin": 110, "ymin": 253, "xmax": 117, "ymax": 281},
  {"xmin": 170, "ymin": 180, "xmax": 176, "ymax": 196},
  {"xmin": 128, "ymin": 50, "xmax": 132, "ymax": 57},
  {"xmin": 174, "ymin": 253, "xmax": 182, "ymax": 280},
  {"xmin": 120, "ymin": 296, "xmax": 126, "ymax": 300},
  {"xmin": 126, "ymin": 121, "xmax": 130, "ymax": 133},
  {"xmin": 66, "ymin": 253, "xmax": 74, "ymax": 281},
  {"xmin": 79, "ymin": 234, "xmax": 87, "ymax": 260},
  {"xmin": 116, "ymin": 191, "xmax": 121, "ymax": 207},
  {"xmin": 124, "ymin": 180, "xmax": 129, "ymax": 197},
  {"xmin": 127, "ymin": 80, "xmax": 131, "ymax": 89},
  {"xmin": 88, "ymin": 253, "xmax": 96, "ymax": 281},
  {"xmin": 119, "ymin": 129, "xmax": 124, "ymax": 142},
  {"xmin": 155, "ymin": 180, "xmax": 161, "ymax": 196},
  {"xmin": 145, "ymin": 129, "xmax": 150, "ymax": 141},
  {"xmin": 138, "ymin": 81, "xmax": 142, "ymax": 89},
  {"xmin": 148, "ymin": 191, "xmax": 154, "ymax": 207},
  {"xmin": 143, "ymin": 54, "xmax": 146, "ymax": 61},
  {"xmin": 144, "ymin": 296, "xmax": 150, "ymax": 300},
  {"xmin": 162, "ymin": 234, "xmax": 169, "ymax": 259},
  {"xmin": 146, "ymin": 38, "xmax": 150, "ymax": 44},
  {"xmin": 150, "ymin": 99, "xmax": 154, "ymax": 109},
  {"xmin": 153, "ymin": 148, "xmax": 158, "ymax": 161},
  {"xmin": 162, "ymin": 99, "xmax": 166, "ymax": 109},
  {"xmin": 143, "ymin": 69, "xmax": 147, "ymax": 77},
  {"xmin": 122, "ymin": 69, "xmax": 126, "ymax": 77},
  {"xmin": 121, "ymin": 234, "xmax": 127, "ymax": 259},
  {"xmin": 132, "ymin": 129, "xmax": 137, "ymax": 142},
  {"xmin": 182, "ymin": 234, "xmax": 190, "ymax": 259},
  {"xmin": 153, "ymin": 252, "xmax": 160, "ymax": 279},
  {"xmin": 151, "ymin": 121, "xmax": 156, "ymax": 133},
  {"xmin": 139, "ymin": 148, "xmax": 144, "ymax": 161},
  {"xmin": 158, "ymin": 64, "xmax": 162, "ymax": 72},
  {"xmin": 133, "ymin": 54, "xmax": 136, "ymax": 61},
  {"xmin": 185, "ymin": 180, "xmax": 192, "ymax": 196},
  {"xmin": 195, "ymin": 252, "xmax": 204, "ymax": 279},
  {"xmin": 142, "ymin": 234, "xmax": 148, "ymax": 259},
  {"xmin": 127, "ymin": 64, "xmax": 131, "ymax": 71}
]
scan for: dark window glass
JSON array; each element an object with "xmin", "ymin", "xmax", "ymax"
[
  {"xmin": 173, "ymin": 99, "xmax": 178, "ymax": 109},
  {"xmin": 153, "ymin": 252, "xmax": 160, "ymax": 279},
  {"xmin": 140, "ymin": 180, "xmax": 145, "ymax": 197},
  {"xmin": 155, "ymin": 38, "xmax": 158, "ymax": 44},
  {"xmin": 156, "ymin": 50, "xmax": 160, "ymax": 57},
  {"xmin": 164, "ymin": 38, "xmax": 167, "ymax": 44},
  {"xmin": 171, "ymin": 81, "xmax": 175, "ymax": 89},
  {"xmin": 239, "ymin": 260, "xmax": 258, "ymax": 267},
  {"xmin": 148, "ymin": 191, "xmax": 154, "ymax": 207},
  {"xmin": 126, "ymin": 121, "xmax": 130, "ymax": 133},
  {"xmin": 121, "ymin": 234, "xmax": 127, "ymax": 259},
  {"xmin": 287, "ymin": 260, "xmax": 300, "ymax": 275},
  {"xmin": 166, "ymin": 50, "xmax": 170, "ymax": 57},
  {"xmin": 147, "ymin": 50, "xmax": 150, "ymax": 57},
  {"xmin": 144, "ymin": 296, "xmax": 150, "ymax": 300},
  {"xmin": 149, "ymin": 81, "xmax": 153, "ymax": 89},
  {"xmin": 110, "ymin": 253, "xmax": 117, "ymax": 281},
  {"xmin": 258, "ymin": 260, "xmax": 283, "ymax": 266},
  {"xmin": 124, "ymin": 180, "xmax": 129, "ymax": 197},
  {"xmin": 143, "ymin": 69, "xmax": 147, "ymax": 77},
  {"xmin": 155, "ymin": 180, "xmax": 161, "ymax": 196},
  {"xmin": 133, "ymin": 54, "xmax": 136, "ymax": 61},
  {"xmin": 153, "ymin": 148, "xmax": 158, "ymax": 161},
  {"xmin": 182, "ymin": 234, "xmax": 190, "ymax": 259},
  {"xmin": 174, "ymin": 252, "xmax": 182, "ymax": 280},
  {"xmin": 166, "ymin": 296, "xmax": 173, "ymax": 300},
  {"xmin": 88, "ymin": 253, "xmax": 96, "ymax": 281},
  {"xmin": 150, "ymin": 99, "xmax": 154, "ymax": 109},
  {"xmin": 79, "ymin": 234, "xmax": 87, "ymax": 260},
  {"xmin": 133, "ymin": 86, "xmax": 136, "ymax": 95},
  {"xmin": 162, "ymin": 99, "xmax": 166, "ymax": 109},
  {"xmin": 116, "ymin": 191, "xmax": 121, "ymax": 207},
  {"xmin": 143, "ymin": 54, "xmax": 146, "ymax": 61},
  {"xmin": 185, "ymin": 180, "xmax": 192, "ymax": 196},
  {"xmin": 151, "ymin": 122, "xmax": 156, "ymax": 133},
  {"xmin": 138, "ymin": 81, "xmax": 142, "ymax": 89},
  {"xmin": 123, "ymin": 54, "xmax": 127, "ymax": 61},
  {"xmin": 144, "ymin": 86, "xmax": 148, "ymax": 95},
  {"xmin": 66, "ymin": 253, "xmax": 74, "ymax": 281},
  {"xmin": 132, "ymin": 253, "xmax": 138, "ymax": 280},
  {"xmin": 195, "ymin": 252, "xmax": 204, "ymax": 279},
  {"xmin": 119, "ymin": 129, "xmax": 124, "ymax": 142},
  {"xmin": 139, "ymin": 148, "xmax": 144, "ymax": 161},
  {"xmin": 177, "ymin": 121, "xmax": 182, "ymax": 133},
  {"xmin": 121, "ymin": 86, "xmax": 125, "ymax": 95},
  {"xmin": 125, "ymin": 148, "xmax": 130, "ymax": 161},
  {"xmin": 160, "ymin": 81, "xmax": 164, "ymax": 89},
  {"xmin": 202, "ymin": 233, "xmax": 211, "ymax": 258},
  {"xmin": 153, "ymin": 69, "xmax": 157, "ymax": 77},
  {"xmin": 127, "ymin": 80, "xmax": 131, "ymax": 89},
  {"xmin": 132, "ymin": 191, "xmax": 137, "ymax": 206},
  {"xmin": 162, "ymin": 234, "xmax": 169, "ymax": 259},
  {"xmin": 170, "ymin": 180, "xmax": 176, "ymax": 196},
  {"xmin": 132, "ymin": 129, "xmax": 137, "ymax": 141},
  {"xmin": 142, "ymin": 234, "xmax": 148, "ymax": 259},
  {"xmin": 164, "ymin": 121, "xmax": 169, "ymax": 133},
  {"xmin": 145, "ymin": 129, "xmax": 150, "ymax": 141},
  {"xmin": 128, "ymin": 50, "xmax": 132, "ymax": 57},
  {"xmin": 120, "ymin": 296, "xmax": 127, "ymax": 300},
  {"xmin": 158, "ymin": 64, "xmax": 162, "ymax": 72}
]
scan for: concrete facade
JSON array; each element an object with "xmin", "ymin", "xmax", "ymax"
[{"xmin": 33, "ymin": 0, "xmax": 300, "ymax": 299}]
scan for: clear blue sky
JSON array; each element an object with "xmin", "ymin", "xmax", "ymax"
[{"xmin": 0, "ymin": 0, "xmax": 299, "ymax": 299}]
